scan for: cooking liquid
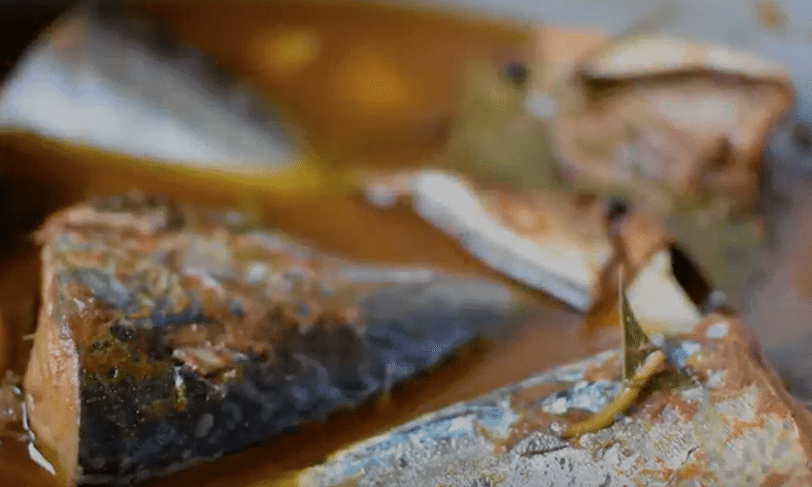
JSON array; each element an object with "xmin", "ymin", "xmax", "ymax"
[{"xmin": 0, "ymin": 2, "xmax": 617, "ymax": 485}]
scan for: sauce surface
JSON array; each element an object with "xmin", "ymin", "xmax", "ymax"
[{"xmin": 143, "ymin": 0, "xmax": 529, "ymax": 167}]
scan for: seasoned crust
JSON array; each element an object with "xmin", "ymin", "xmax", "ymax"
[{"xmin": 27, "ymin": 193, "xmax": 521, "ymax": 485}]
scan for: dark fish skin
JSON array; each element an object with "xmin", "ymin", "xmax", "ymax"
[{"xmin": 26, "ymin": 192, "xmax": 522, "ymax": 485}]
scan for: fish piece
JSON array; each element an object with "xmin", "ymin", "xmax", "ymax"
[
  {"xmin": 363, "ymin": 169, "xmax": 675, "ymax": 312},
  {"xmin": 580, "ymin": 35, "xmax": 789, "ymax": 81},
  {"xmin": 547, "ymin": 34, "xmax": 793, "ymax": 214},
  {"xmin": 526, "ymin": 29, "xmax": 777, "ymax": 301},
  {"xmin": 365, "ymin": 170, "xmax": 611, "ymax": 310},
  {"xmin": 23, "ymin": 192, "xmax": 523, "ymax": 486},
  {"xmin": 360, "ymin": 169, "xmax": 717, "ymax": 332},
  {"xmin": 525, "ymin": 26, "xmax": 767, "ymax": 301},
  {"xmin": 297, "ymin": 313, "xmax": 812, "ymax": 487},
  {"xmin": 0, "ymin": 3, "xmax": 296, "ymax": 170}
]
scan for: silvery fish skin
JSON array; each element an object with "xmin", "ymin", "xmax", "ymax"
[
  {"xmin": 298, "ymin": 315, "xmax": 812, "ymax": 487},
  {"xmin": 24, "ymin": 192, "xmax": 523, "ymax": 486},
  {"xmin": 0, "ymin": 2, "xmax": 295, "ymax": 169}
]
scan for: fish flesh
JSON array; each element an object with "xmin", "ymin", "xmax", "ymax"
[
  {"xmin": 23, "ymin": 192, "xmax": 523, "ymax": 485},
  {"xmin": 364, "ymin": 170, "xmax": 613, "ymax": 310},
  {"xmin": 363, "ymin": 169, "xmax": 684, "ymax": 312},
  {"xmin": 547, "ymin": 34, "xmax": 793, "ymax": 214}
]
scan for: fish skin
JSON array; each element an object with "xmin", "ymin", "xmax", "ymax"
[
  {"xmin": 297, "ymin": 315, "xmax": 812, "ymax": 487},
  {"xmin": 26, "ymin": 192, "xmax": 523, "ymax": 485},
  {"xmin": 0, "ymin": 2, "xmax": 295, "ymax": 170}
]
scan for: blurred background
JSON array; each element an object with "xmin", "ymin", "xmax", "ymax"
[{"xmin": 1, "ymin": 1, "xmax": 812, "ymax": 485}]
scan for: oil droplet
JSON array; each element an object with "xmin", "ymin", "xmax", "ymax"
[
  {"xmin": 257, "ymin": 29, "xmax": 320, "ymax": 77},
  {"xmin": 336, "ymin": 48, "xmax": 412, "ymax": 116}
]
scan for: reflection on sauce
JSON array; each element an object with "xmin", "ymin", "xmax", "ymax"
[
  {"xmin": 143, "ymin": 0, "xmax": 529, "ymax": 167},
  {"xmin": 0, "ymin": 438, "xmax": 58, "ymax": 487},
  {"xmin": 0, "ymin": 243, "xmax": 40, "ymax": 376},
  {"xmin": 0, "ymin": 2, "xmax": 617, "ymax": 485}
]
